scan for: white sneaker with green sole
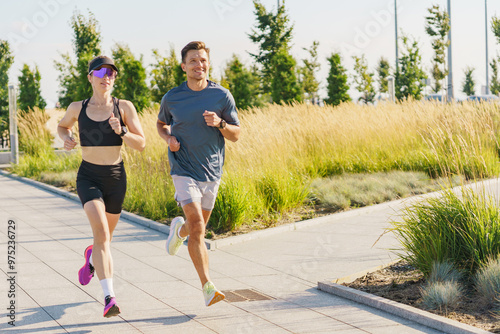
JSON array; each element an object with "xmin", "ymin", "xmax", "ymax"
[
  {"xmin": 166, "ymin": 217, "xmax": 186, "ymax": 255},
  {"xmin": 203, "ymin": 281, "xmax": 225, "ymax": 306}
]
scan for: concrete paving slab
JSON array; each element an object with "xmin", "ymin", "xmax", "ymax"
[
  {"xmin": 0, "ymin": 288, "xmax": 64, "ymax": 333},
  {"xmin": 318, "ymin": 282, "xmax": 489, "ymax": 334},
  {"xmin": 233, "ymin": 299, "xmax": 356, "ymax": 333},
  {"xmin": 1, "ymin": 172, "xmax": 495, "ymax": 333},
  {"xmin": 134, "ymin": 280, "xmax": 201, "ymax": 300},
  {"xmin": 15, "ymin": 262, "xmax": 75, "ymax": 290}
]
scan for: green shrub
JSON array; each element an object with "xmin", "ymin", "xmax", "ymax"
[
  {"xmin": 256, "ymin": 172, "xmax": 309, "ymax": 214},
  {"xmin": 210, "ymin": 176, "xmax": 252, "ymax": 233},
  {"xmin": 428, "ymin": 261, "xmax": 463, "ymax": 284},
  {"xmin": 421, "ymin": 281, "xmax": 463, "ymax": 312},
  {"xmin": 391, "ymin": 187, "xmax": 500, "ymax": 277},
  {"xmin": 12, "ymin": 151, "xmax": 81, "ymax": 179},
  {"xmin": 475, "ymin": 257, "xmax": 500, "ymax": 307}
]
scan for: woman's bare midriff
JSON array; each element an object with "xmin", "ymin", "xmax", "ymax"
[{"xmin": 81, "ymin": 146, "xmax": 122, "ymax": 165}]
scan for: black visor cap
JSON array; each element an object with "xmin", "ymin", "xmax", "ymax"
[{"xmin": 88, "ymin": 56, "xmax": 118, "ymax": 74}]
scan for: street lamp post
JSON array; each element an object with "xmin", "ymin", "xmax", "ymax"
[
  {"xmin": 8, "ymin": 85, "xmax": 18, "ymax": 165},
  {"xmin": 447, "ymin": 0, "xmax": 454, "ymax": 100},
  {"xmin": 485, "ymin": 0, "xmax": 490, "ymax": 95},
  {"xmin": 395, "ymin": 0, "xmax": 398, "ymax": 72}
]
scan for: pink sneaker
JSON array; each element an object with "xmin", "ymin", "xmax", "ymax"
[
  {"xmin": 103, "ymin": 295, "xmax": 120, "ymax": 318},
  {"xmin": 78, "ymin": 245, "xmax": 94, "ymax": 285}
]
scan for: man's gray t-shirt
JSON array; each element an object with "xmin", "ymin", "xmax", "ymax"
[{"xmin": 158, "ymin": 80, "xmax": 240, "ymax": 182}]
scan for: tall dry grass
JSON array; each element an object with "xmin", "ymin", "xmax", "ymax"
[
  {"xmin": 17, "ymin": 108, "xmax": 52, "ymax": 156},
  {"xmin": 13, "ymin": 100, "xmax": 500, "ymax": 232},
  {"xmin": 13, "ymin": 107, "xmax": 81, "ymax": 179},
  {"xmin": 122, "ymin": 100, "xmax": 500, "ymax": 231},
  {"xmin": 122, "ymin": 110, "xmax": 181, "ymax": 221},
  {"xmin": 230, "ymin": 100, "xmax": 500, "ymax": 179}
]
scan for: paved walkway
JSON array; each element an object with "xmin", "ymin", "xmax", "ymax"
[{"xmin": 1, "ymin": 173, "xmax": 493, "ymax": 333}]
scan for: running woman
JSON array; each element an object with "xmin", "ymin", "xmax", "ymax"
[{"xmin": 58, "ymin": 55, "xmax": 146, "ymax": 317}]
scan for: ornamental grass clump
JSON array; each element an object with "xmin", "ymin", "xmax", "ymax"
[
  {"xmin": 17, "ymin": 108, "xmax": 52, "ymax": 157},
  {"xmin": 428, "ymin": 261, "xmax": 463, "ymax": 284},
  {"xmin": 475, "ymin": 257, "xmax": 500, "ymax": 308},
  {"xmin": 391, "ymin": 186, "xmax": 500, "ymax": 278},
  {"xmin": 210, "ymin": 174, "xmax": 255, "ymax": 233},
  {"xmin": 13, "ymin": 108, "xmax": 81, "ymax": 179},
  {"xmin": 421, "ymin": 261, "xmax": 464, "ymax": 312},
  {"xmin": 421, "ymin": 281, "xmax": 463, "ymax": 312}
]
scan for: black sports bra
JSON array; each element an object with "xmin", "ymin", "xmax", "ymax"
[{"xmin": 78, "ymin": 97, "xmax": 125, "ymax": 147}]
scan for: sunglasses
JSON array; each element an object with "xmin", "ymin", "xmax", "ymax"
[{"xmin": 91, "ymin": 67, "xmax": 117, "ymax": 79}]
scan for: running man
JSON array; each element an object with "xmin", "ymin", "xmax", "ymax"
[{"xmin": 156, "ymin": 41, "xmax": 240, "ymax": 306}]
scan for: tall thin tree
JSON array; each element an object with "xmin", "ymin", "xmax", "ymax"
[
  {"xmin": 270, "ymin": 48, "xmax": 302, "ymax": 104},
  {"xmin": 352, "ymin": 55, "xmax": 376, "ymax": 104},
  {"xmin": 222, "ymin": 54, "xmax": 263, "ymax": 110},
  {"xmin": 395, "ymin": 35, "xmax": 427, "ymax": 100},
  {"xmin": 324, "ymin": 53, "xmax": 351, "ymax": 106},
  {"xmin": 492, "ymin": 16, "xmax": 500, "ymax": 44},
  {"xmin": 377, "ymin": 57, "xmax": 391, "ymax": 96},
  {"xmin": 248, "ymin": 0, "xmax": 294, "ymax": 95},
  {"xmin": 490, "ymin": 57, "xmax": 500, "ymax": 96},
  {"xmin": 150, "ymin": 47, "xmax": 185, "ymax": 103},
  {"xmin": 111, "ymin": 43, "xmax": 150, "ymax": 113},
  {"xmin": 425, "ymin": 4, "xmax": 450, "ymax": 94},
  {"xmin": 18, "ymin": 64, "xmax": 46, "ymax": 112},
  {"xmin": 299, "ymin": 41, "xmax": 320, "ymax": 103},
  {"xmin": 0, "ymin": 40, "xmax": 14, "ymax": 127},
  {"xmin": 462, "ymin": 66, "xmax": 476, "ymax": 97}
]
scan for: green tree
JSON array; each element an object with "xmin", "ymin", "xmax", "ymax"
[
  {"xmin": 111, "ymin": 43, "xmax": 150, "ymax": 113},
  {"xmin": 222, "ymin": 54, "xmax": 263, "ymax": 110},
  {"xmin": 395, "ymin": 35, "xmax": 427, "ymax": 100},
  {"xmin": 299, "ymin": 41, "xmax": 320, "ymax": 103},
  {"xmin": 54, "ymin": 10, "xmax": 102, "ymax": 108},
  {"xmin": 18, "ymin": 64, "xmax": 46, "ymax": 112},
  {"xmin": 425, "ymin": 4, "xmax": 450, "ymax": 94},
  {"xmin": 493, "ymin": 16, "xmax": 500, "ymax": 44},
  {"xmin": 462, "ymin": 66, "xmax": 475, "ymax": 97},
  {"xmin": 270, "ymin": 49, "xmax": 302, "ymax": 104},
  {"xmin": 150, "ymin": 47, "xmax": 185, "ymax": 103},
  {"xmin": 208, "ymin": 65, "xmax": 218, "ymax": 84},
  {"xmin": 490, "ymin": 57, "xmax": 500, "ymax": 96},
  {"xmin": 377, "ymin": 57, "xmax": 391, "ymax": 95},
  {"xmin": 324, "ymin": 53, "xmax": 351, "ymax": 106},
  {"xmin": 352, "ymin": 55, "xmax": 376, "ymax": 104},
  {"xmin": 0, "ymin": 40, "xmax": 14, "ymax": 127},
  {"xmin": 248, "ymin": 0, "xmax": 294, "ymax": 93}
]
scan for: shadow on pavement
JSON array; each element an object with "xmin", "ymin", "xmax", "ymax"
[{"xmin": 10, "ymin": 301, "xmax": 195, "ymax": 332}]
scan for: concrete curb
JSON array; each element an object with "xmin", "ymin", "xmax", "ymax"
[
  {"xmin": 317, "ymin": 281, "xmax": 490, "ymax": 334},
  {"xmin": 330, "ymin": 260, "xmax": 401, "ymax": 284}
]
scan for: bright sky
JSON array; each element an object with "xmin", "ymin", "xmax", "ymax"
[{"xmin": 1, "ymin": 0, "xmax": 500, "ymax": 107}]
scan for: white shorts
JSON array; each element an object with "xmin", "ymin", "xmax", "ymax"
[{"xmin": 171, "ymin": 175, "xmax": 221, "ymax": 211}]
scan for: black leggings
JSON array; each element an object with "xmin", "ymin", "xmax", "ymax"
[{"xmin": 76, "ymin": 160, "xmax": 127, "ymax": 214}]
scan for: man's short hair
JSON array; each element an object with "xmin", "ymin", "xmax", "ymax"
[{"xmin": 181, "ymin": 41, "xmax": 210, "ymax": 63}]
